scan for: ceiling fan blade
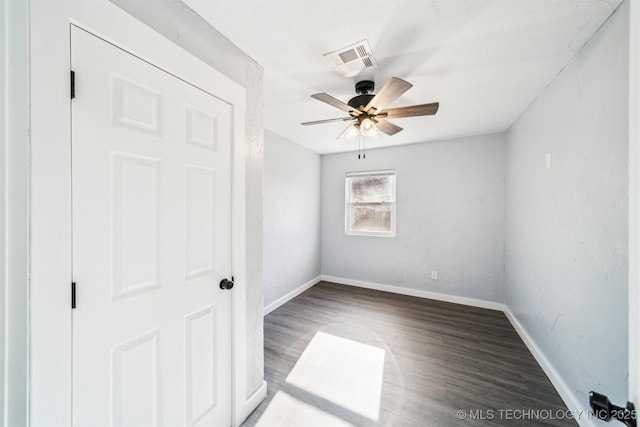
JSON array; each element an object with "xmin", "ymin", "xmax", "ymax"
[
  {"xmin": 301, "ymin": 117, "xmax": 355, "ymax": 126},
  {"xmin": 311, "ymin": 93, "xmax": 361, "ymax": 116},
  {"xmin": 378, "ymin": 102, "xmax": 439, "ymax": 119},
  {"xmin": 364, "ymin": 77, "xmax": 413, "ymax": 113},
  {"xmin": 375, "ymin": 119, "xmax": 403, "ymax": 136}
]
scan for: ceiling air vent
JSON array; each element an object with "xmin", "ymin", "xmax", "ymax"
[{"xmin": 323, "ymin": 40, "xmax": 378, "ymax": 78}]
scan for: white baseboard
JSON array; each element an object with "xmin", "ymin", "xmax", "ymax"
[
  {"xmin": 263, "ymin": 275, "xmax": 322, "ymax": 316},
  {"xmin": 235, "ymin": 380, "xmax": 267, "ymax": 427},
  {"xmin": 320, "ymin": 275, "xmax": 505, "ymax": 311},
  {"xmin": 503, "ymin": 308, "xmax": 595, "ymax": 427}
]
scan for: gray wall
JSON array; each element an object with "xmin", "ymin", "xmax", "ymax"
[
  {"xmin": 321, "ymin": 134, "xmax": 506, "ymax": 302},
  {"xmin": 110, "ymin": 0, "xmax": 266, "ymax": 397},
  {"xmin": 505, "ymin": 0, "xmax": 629, "ymax": 409},
  {"xmin": 264, "ymin": 130, "xmax": 321, "ymax": 308},
  {"xmin": 1, "ymin": 0, "xmax": 29, "ymax": 424}
]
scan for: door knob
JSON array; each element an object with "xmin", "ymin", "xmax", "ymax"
[{"xmin": 219, "ymin": 277, "xmax": 234, "ymax": 290}]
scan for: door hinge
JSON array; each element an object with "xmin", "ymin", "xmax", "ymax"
[
  {"xmin": 71, "ymin": 282, "xmax": 76, "ymax": 309},
  {"xmin": 70, "ymin": 71, "xmax": 75, "ymax": 99}
]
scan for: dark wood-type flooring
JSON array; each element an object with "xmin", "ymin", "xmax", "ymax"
[{"xmin": 241, "ymin": 281, "xmax": 576, "ymax": 426}]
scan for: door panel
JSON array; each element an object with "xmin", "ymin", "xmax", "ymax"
[
  {"xmin": 111, "ymin": 152, "xmax": 161, "ymax": 299},
  {"xmin": 71, "ymin": 26, "xmax": 232, "ymax": 427},
  {"xmin": 185, "ymin": 165, "xmax": 216, "ymax": 279},
  {"xmin": 185, "ymin": 305, "xmax": 218, "ymax": 425},
  {"xmin": 112, "ymin": 329, "xmax": 160, "ymax": 426}
]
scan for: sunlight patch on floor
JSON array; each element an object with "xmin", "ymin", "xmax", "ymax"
[
  {"xmin": 285, "ymin": 331, "xmax": 386, "ymax": 421},
  {"xmin": 254, "ymin": 391, "xmax": 355, "ymax": 427}
]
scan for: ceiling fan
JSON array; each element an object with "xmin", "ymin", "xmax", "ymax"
[{"xmin": 301, "ymin": 77, "xmax": 439, "ymax": 138}]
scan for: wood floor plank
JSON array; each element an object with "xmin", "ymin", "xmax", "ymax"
[{"xmin": 241, "ymin": 282, "xmax": 577, "ymax": 426}]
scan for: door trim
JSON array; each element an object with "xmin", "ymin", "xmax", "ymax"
[
  {"xmin": 29, "ymin": 1, "xmax": 256, "ymax": 425},
  {"xmin": 1, "ymin": 1, "xmax": 29, "ymax": 425}
]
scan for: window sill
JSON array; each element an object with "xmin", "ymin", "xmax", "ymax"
[{"xmin": 346, "ymin": 231, "xmax": 396, "ymax": 238}]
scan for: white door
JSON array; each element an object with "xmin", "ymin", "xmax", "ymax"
[{"xmin": 71, "ymin": 26, "xmax": 233, "ymax": 427}]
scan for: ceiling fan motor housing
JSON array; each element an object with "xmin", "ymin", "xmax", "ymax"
[
  {"xmin": 348, "ymin": 94, "xmax": 374, "ymax": 110},
  {"xmin": 348, "ymin": 80, "xmax": 375, "ymax": 111}
]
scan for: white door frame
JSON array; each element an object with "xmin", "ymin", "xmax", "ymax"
[
  {"xmin": 629, "ymin": 0, "xmax": 639, "ymax": 406},
  {"xmin": 29, "ymin": 1, "xmax": 258, "ymax": 425},
  {"xmin": 1, "ymin": 0, "xmax": 29, "ymax": 425}
]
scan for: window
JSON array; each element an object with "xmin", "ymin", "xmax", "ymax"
[{"xmin": 345, "ymin": 170, "xmax": 396, "ymax": 237}]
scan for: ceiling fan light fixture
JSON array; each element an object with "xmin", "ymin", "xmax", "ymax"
[{"xmin": 359, "ymin": 117, "xmax": 377, "ymax": 137}]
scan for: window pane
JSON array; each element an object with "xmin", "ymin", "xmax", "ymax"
[
  {"xmin": 350, "ymin": 176, "xmax": 393, "ymax": 203},
  {"xmin": 350, "ymin": 204, "xmax": 392, "ymax": 233}
]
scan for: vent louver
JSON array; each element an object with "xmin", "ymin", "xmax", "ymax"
[{"xmin": 323, "ymin": 40, "xmax": 378, "ymax": 78}]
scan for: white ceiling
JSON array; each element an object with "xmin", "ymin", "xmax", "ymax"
[{"xmin": 183, "ymin": 0, "xmax": 622, "ymax": 154}]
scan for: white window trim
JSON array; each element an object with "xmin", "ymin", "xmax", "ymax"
[{"xmin": 345, "ymin": 169, "xmax": 396, "ymax": 238}]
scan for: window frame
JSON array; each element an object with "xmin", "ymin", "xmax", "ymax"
[{"xmin": 344, "ymin": 169, "xmax": 396, "ymax": 238}]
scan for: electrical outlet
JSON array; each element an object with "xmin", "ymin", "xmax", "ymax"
[{"xmin": 431, "ymin": 271, "xmax": 438, "ymax": 280}]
